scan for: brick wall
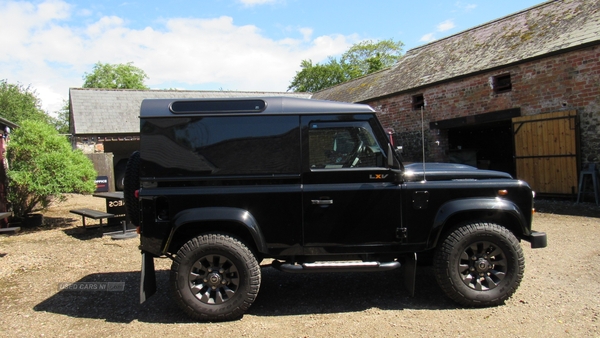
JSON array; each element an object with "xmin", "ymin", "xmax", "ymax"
[{"xmin": 368, "ymin": 44, "xmax": 600, "ymax": 165}]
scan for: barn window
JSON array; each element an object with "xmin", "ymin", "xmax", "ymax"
[
  {"xmin": 412, "ymin": 94, "xmax": 425, "ymax": 110},
  {"xmin": 492, "ymin": 74, "xmax": 512, "ymax": 94}
]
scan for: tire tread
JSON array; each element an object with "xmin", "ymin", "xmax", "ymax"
[
  {"xmin": 170, "ymin": 233, "xmax": 261, "ymax": 321},
  {"xmin": 433, "ymin": 221, "xmax": 524, "ymax": 307}
]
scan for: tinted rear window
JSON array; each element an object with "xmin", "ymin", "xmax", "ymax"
[{"xmin": 140, "ymin": 115, "xmax": 300, "ymax": 177}]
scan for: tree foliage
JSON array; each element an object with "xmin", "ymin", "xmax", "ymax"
[
  {"xmin": 50, "ymin": 100, "xmax": 70, "ymax": 134},
  {"xmin": 83, "ymin": 62, "xmax": 149, "ymax": 89},
  {"xmin": 287, "ymin": 58, "xmax": 358, "ymax": 94},
  {"xmin": 288, "ymin": 39, "xmax": 404, "ymax": 93},
  {"xmin": 340, "ymin": 39, "xmax": 404, "ymax": 75},
  {"xmin": 0, "ymin": 79, "xmax": 49, "ymax": 125},
  {"xmin": 7, "ymin": 120, "xmax": 97, "ymax": 217}
]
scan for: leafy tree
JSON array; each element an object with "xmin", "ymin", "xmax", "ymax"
[
  {"xmin": 287, "ymin": 58, "xmax": 358, "ymax": 93},
  {"xmin": 0, "ymin": 79, "xmax": 49, "ymax": 125},
  {"xmin": 49, "ymin": 99, "xmax": 70, "ymax": 134},
  {"xmin": 7, "ymin": 120, "xmax": 97, "ymax": 218},
  {"xmin": 288, "ymin": 39, "xmax": 404, "ymax": 92},
  {"xmin": 83, "ymin": 62, "xmax": 149, "ymax": 89},
  {"xmin": 340, "ymin": 39, "xmax": 404, "ymax": 75}
]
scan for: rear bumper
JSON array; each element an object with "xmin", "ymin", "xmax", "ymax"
[{"xmin": 524, "ymin": 231, "xmax": 547, "ymax": 248}]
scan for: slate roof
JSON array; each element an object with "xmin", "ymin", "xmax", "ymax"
[
  {"xmin": 69, "ymin": 88, "xmax": 312, "ymax": 135},
  {"xmin": 313, "ymin": 0, "xmax": 600, "ymax": 103},
  {"xmin": 0, "ymin": 117, "xmax": 18, "ymax": 130}
]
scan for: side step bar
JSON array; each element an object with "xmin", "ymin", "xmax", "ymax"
[{"xmin": 271, "ymin": 260, "xmax": 401, "ymax": 273}]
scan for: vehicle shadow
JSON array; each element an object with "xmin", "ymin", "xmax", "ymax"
[
  {"xmin": 250, "ymin": 265, "xmax": 456, "ymax": 316},
  {"xmin": 535, "ymin": 198, "xmax": 600, "ymax": 218},
  {"xmin": 34, "ymin": 265, "xmax": 456, "ymax": 323}
]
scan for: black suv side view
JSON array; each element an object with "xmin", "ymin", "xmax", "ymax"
[{"xmin": 125, "ymin": 97, "xmax": 547, "ymax": 321}]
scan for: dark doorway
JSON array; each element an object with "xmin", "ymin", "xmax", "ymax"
[{"xmin": 447, "ymin": 120, "xmax": 515, "ymax": 176}]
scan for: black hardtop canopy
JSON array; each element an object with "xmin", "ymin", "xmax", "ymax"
[{"xmin": 140, "ymin": 96, "xmax": 375, "ymax": 118}]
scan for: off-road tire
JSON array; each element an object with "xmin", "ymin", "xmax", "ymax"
[
  {"xmin": 114, "ymin": 159, "xmax": 128, "ymax": 191},
  {"xmin": 123, "ymin": 151, "xmax": 140, "ymax": 226},
  {"xmin": 433, "ymin": 222, "xmax": 524, "ymax": 307},
  {"xmin": 170, "ymin": 233, "xmax": 261, "ymax": 321}
]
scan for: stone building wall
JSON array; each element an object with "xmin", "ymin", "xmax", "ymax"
[{"xmin": 367, "ymin": 44, "xmax": 600, "ymax": 165}]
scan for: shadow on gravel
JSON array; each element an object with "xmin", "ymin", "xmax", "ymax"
[
  {"xmin": 34, "ymin": 265, "xmax": 456, "ymax": 323},
  {"xmin": 535, "ymin": 198, "xmax": 600, "ymax": 218},
  {"xmin": 249, "ymin": 265, "xmax": 456, "ymax": 317},
  {"xmin": 5, "ymin": 217, "xmax": 78, "ymax": 235},
  {"xmin": 43, "ymin": 216, "xmax": 78, "ymax": 229},
  {"xmin": 62, "ymin": 225, "xmax": 125, "ymax": 241}
]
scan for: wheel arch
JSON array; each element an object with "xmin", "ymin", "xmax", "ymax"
[
  {"xmin": 164, "ymin": 207, "xmax": 268, "ymax": 256},
  {"xmin": 427, "ymin": 198, "xmax": 528, "ymax": 248}
]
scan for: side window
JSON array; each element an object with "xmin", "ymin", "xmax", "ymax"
[{"xmin": 308, "ymin": 123, "xmax": 384, "ymax": 169}]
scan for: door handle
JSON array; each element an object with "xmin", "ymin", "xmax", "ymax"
[{"xmin": 311, "ymin": 199, "xmax": 333, "ymax": 205}]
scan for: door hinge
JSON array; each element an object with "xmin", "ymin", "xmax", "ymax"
[{"xmin": 396, "ymin": 227, "xmax": 408, "ymax": 241}]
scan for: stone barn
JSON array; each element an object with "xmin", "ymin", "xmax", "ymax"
[{"xmin": 313, "ymin": 0, "xmax": 600, "ymax": 196}]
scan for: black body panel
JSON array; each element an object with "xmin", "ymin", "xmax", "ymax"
[{"xmin": 136, "ymin": 97, "xmax": 542, "ymax": 259}]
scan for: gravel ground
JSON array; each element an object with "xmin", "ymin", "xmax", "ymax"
[{"xmin": 0, "ymin": 194, "xmax": 599, "ymax": 337}]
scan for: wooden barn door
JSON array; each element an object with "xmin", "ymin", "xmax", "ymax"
[{"xmin": 512, "ymin": 110, "xmax": 578, "ymax": 195}]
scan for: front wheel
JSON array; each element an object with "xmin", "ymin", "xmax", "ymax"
[
  {"xmin": 170, "ymin": 233, "xmax": 261, "ymax": 321},
  {"xmin": 433, "ymin": 222, "xmax": 524, "ymax": 307}
]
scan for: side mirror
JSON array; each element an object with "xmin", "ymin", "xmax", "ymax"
[{"xmin": 395, "ymin": 146, "xmax": 403, "ymax": 162}]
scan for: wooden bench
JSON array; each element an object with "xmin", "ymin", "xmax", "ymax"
[{"xmin": 70, "ymin": 208, "xmax": 115, "ymax": 229}]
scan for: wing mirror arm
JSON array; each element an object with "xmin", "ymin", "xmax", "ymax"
[
  {"xmin": 388, "ymin": 144, "xmax": 404, "ymax": 183},
  {"xmin": 387, "ymin": 144, "xmax": 404, "ymax": 169},
  {"xmin": 387, "ymin": 144, "xmax": 395, "ymax": 168}
]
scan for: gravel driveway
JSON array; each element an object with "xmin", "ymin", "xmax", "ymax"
[{"xmin": 0, "ymin": 195, "xmax": 599, "ymax": 337}]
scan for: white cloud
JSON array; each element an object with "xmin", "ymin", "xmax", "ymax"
[
  {"xmin": 420, "ymin": 19, "xmax": 456, "ymax": 44},
  {"xmin": 237, "ymin": 0, "xmax": 279, "ymax": 7},
  {"xmin": 437, "ymin": 19, "xmax": 455, "ymax": 32},
  {"xmin": 419, "ymin": 33, "xmax": 436, "ymax": 43},
  {"xmin": 454, "ymin": 2, "xmax": 477, "ymax": 12},
  {"xmin": 0, "ymin": 0, "xmax": 354, "ymax": 113},
  {"xmin": 299, "ymin": 27, "xmax": 313, "ymax": 42}
]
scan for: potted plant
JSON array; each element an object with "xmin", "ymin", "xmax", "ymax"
[{"xmin": 6, "ymin": 120, "xmax": 96, "ymax": 227}]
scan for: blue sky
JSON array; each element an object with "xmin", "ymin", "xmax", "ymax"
[{"xmin": 0, "ymin": 0, "xmax": 544, "ymax": 113}]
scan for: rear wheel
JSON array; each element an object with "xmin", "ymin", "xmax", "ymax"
[
  {"xmin": 433, "ymin": 222, "xmax": 524, "ymax": 307},
  {"xmin": 114, "ymin": 159, "xmax": 128, "ymax": 191},
  {"xmin": 123, "ymin": 151, "xmax": 140, "ymax": 226},
  {"xmin": 170, "ymin": 233, "xmax": 261, "ymax": 321}
]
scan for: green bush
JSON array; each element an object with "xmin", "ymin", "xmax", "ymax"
[{"xmin": 7, "ymin": 120, "xmax": 97, "ymax": 218}]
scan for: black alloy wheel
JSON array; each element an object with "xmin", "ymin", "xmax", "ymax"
[
  {"xmin": 433, "ymin": 222, "xmax": 524, "ymax": 307},
  {"xmin": 170, "ymin": 233, "xmax": 261, "ymax": 321}
]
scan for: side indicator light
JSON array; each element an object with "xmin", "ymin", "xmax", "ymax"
[{"xmin": 498, "ymin": 189, "xmax": 508, "ymax": 196}]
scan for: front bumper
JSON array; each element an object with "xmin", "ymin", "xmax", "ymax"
[{"xmin": 524, "ymin": 231, "xmax": 547, "ymax": 248}]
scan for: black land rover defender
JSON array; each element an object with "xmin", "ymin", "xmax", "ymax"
[{"xmin": 125, "ymin": 97, "xmax": 547, "ymax": 321}]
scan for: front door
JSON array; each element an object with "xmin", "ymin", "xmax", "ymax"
[{"xmin": 300, "ymin": 115, "xmax": 402, "ymax": 254}]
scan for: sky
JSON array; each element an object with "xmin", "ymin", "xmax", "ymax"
[{"xmin": 0, "ymin": 0, "xmax": 545, "ymax": 114}]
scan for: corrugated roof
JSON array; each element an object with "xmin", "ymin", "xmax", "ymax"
[
  {"xmin": 313, "ymin": 0, "xmax": 600, "ymax": 103},
  {"xmin": 69, "ymin": 88, "xmax": 312, "ymax": 135}
]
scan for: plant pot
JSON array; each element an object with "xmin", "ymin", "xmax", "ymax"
[{"xmin": 22, "ymin": 214, "xmax": 43, "ymax": 228}]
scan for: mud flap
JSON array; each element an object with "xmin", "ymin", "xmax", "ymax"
[
  {"xmin": 402, "ymin": 253, "xmax": 417, "ymax": 297},
  {"xmin": 140, "ymin": 251, "xmax": 156, "ymax": 303}
]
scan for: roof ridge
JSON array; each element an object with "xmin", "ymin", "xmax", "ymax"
[
  {"xmin": 408, "ymin": 0, "xmax": 557, "ymax": 53},
  {"xmin": 313, "ymin": 0, "xmax": 599, "ymax": 103}
]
